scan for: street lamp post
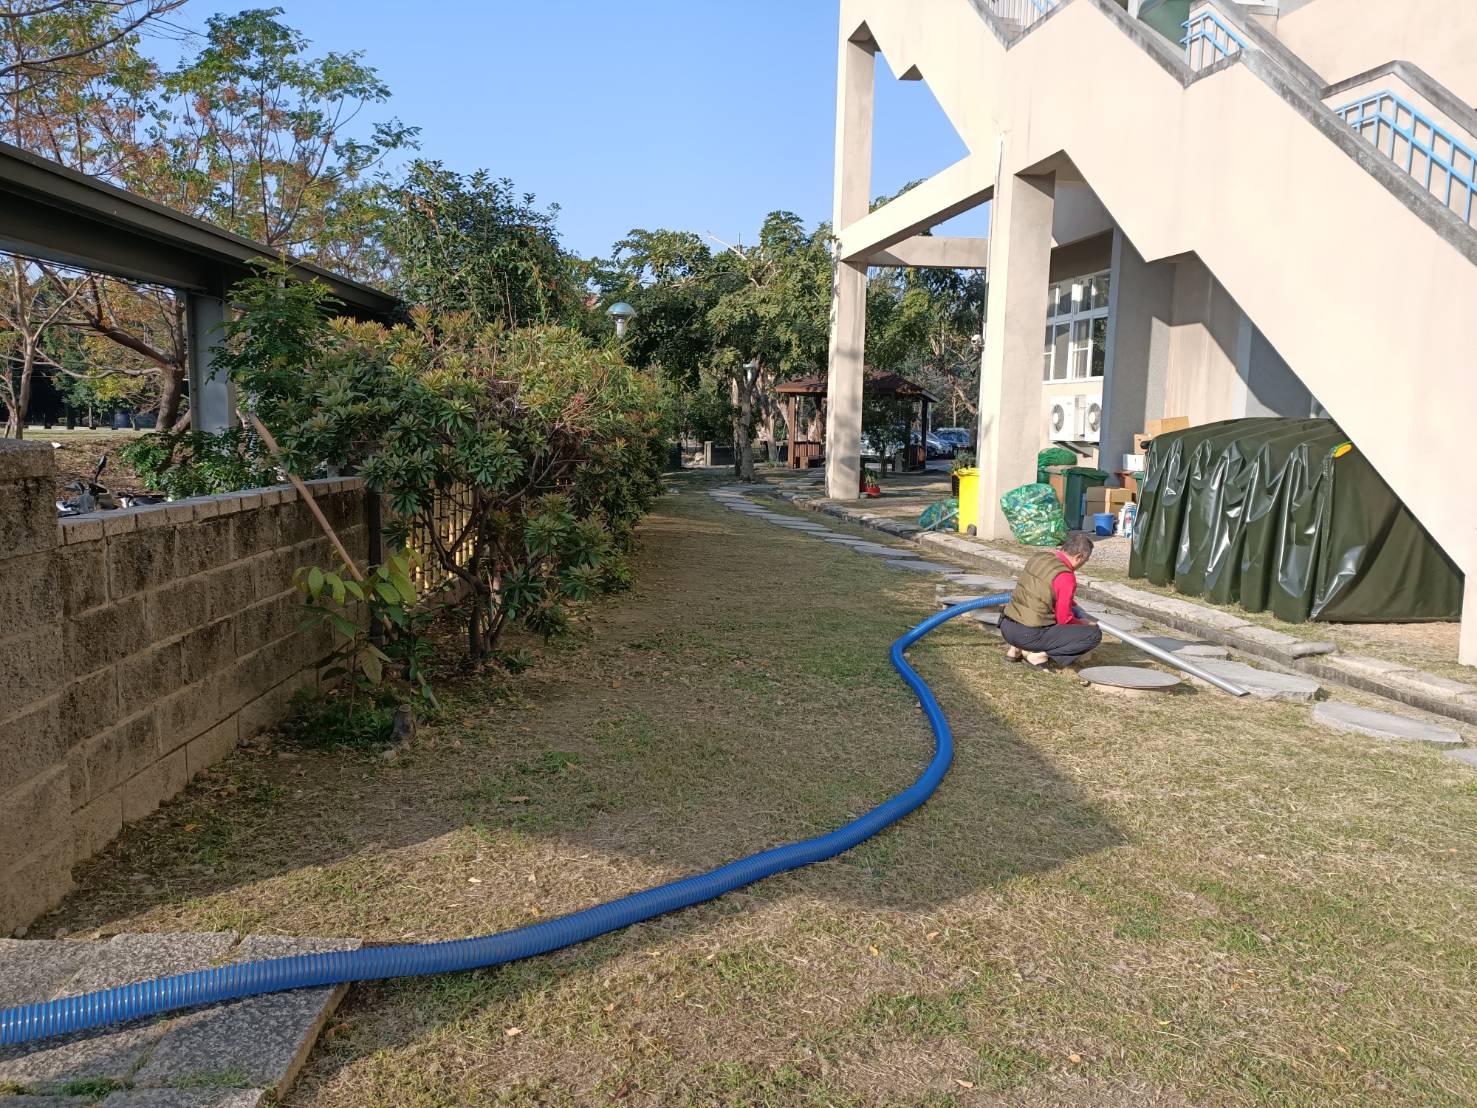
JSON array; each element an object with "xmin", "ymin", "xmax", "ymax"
[{"xmin": 607, "ymin": 301, "xmax": 636, "ymax": 339}]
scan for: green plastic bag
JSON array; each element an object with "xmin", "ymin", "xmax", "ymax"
[
  {"xmin": 918, "ymin": 498, "xmax": 959, "ymax": 532},
  {"xmin": 1000, "ymin": 483, "xmax": 1066, "ymax": 546},
  {"xmin": 1035, "ymin": 446, "xmax": 1077, "ymax": 484}
]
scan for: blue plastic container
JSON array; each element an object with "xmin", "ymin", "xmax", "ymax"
[{"xmin": 1092, "ymin": 512, "xmax": 1116, "ymax": 537}]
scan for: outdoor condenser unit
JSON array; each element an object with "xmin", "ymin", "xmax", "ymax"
[{"xmin": 1048, "ymin": 390, "xmax": 1103, "ymax": 443}]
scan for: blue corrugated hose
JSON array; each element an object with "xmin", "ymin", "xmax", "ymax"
[{"xmin": 0, "ymin": 594, "xmax": 1010, "ymax": 1046}]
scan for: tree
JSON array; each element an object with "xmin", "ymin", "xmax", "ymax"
[
  {"xmin": 0, "ymin": 4, "xmax": 418, "ymax": 433},
  {"xmin": 157, "ymin": 7, "xmax": 417, "ymax": 275},
  {"xmin": 0, "ymin": 0, "xmax": 183, "ymax": 88},
  {"xmin": 0, "ymin": 255, "xmax": 81, "ymax": 437},
  {"xmin": 381, "ymin": 160, "xmax": 578, "ymax": 328},
  {"xmin": 706, "ymin": 213, "xmax": 832, "ymax": 480},
  {"xmin": 594, "ymin": 229, "xmax": 725, "ymax": 385}
]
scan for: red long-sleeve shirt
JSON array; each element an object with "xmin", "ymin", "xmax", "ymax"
[{"xmin": 1050, "ymin": 550, "xmax": 1085, "ymax": 625}]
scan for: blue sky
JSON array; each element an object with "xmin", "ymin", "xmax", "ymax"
[{"xmin": 144, "ymin": 0, "xmax": 971, "ymax": 259}]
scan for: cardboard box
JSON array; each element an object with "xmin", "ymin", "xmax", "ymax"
[
  {"xmin": 1114, "ymin": 472, "xmax": 1140, "ymax": 496},
  {"xmin": 1133, "ymin": 433, "xmax": 1153, "ymax": 455},
  {"xmin": 1146, "ymin": 416, "xmax": 1190, "ymax": 438},
  {"xmin": 1047, "ymin": 470, "xmax": 1067, "ymax": 505},
  {"xmin": 1122, "ymin": 453, "xmax": 1145, "ymax": 472},
  {"xmin": 1086, "ymin": 487, "xmax": 1134, "ymax": 514}
]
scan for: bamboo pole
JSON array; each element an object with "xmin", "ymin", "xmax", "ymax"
[{"xmin": 244, "ymin": 411, "xmax": 365, "ymax": 583}]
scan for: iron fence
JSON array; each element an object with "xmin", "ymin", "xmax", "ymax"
[{"xmin": 1335, "ymin": 91, "xmax": 1477, "ymax": 227}]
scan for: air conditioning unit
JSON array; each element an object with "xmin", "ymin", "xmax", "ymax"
[{"xmin": 1048, "ymin": 389, "xmax": 1103, "ymax": 444}]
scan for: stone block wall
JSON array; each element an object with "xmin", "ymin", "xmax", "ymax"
[{"xmin": 0, "ymin": 441, "xmax": 367, "ymax": 934}]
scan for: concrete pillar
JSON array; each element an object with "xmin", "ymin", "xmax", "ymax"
[
  {"xmin": 186, "ymin": 293, "xmax": 233, "ymax": 434},
  {"xmin": 825, "ymin": 21, "xmax": 875, "ymax": 500},
  {"xmin": 975, "ymin": 169, "xmax": 1056, "ymax": 538},
  {"xmin": 1463, "ymin": 577, "xmax": 1477, "ymax": 667},
  {"xmin": 1100, "ymin": 227, "xmax": 1174, "ymax": 479}
]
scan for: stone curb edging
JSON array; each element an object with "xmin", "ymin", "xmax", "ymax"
[{"xmin": 768, "ymin": 489, "xmax": 1477, "ymax": 732}]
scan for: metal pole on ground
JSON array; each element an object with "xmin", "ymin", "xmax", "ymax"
[{"xmin": 1091, "ymin": 615, "xmax": 1249, "ymax": 697}]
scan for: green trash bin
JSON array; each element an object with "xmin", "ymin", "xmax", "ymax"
[
  {"xmin": 1036, "ymin": 446, "xmax": 1077, "ymax": 485},
  {"xmin": 1046, "ymin": 465, "xmax": 1109, "ymax": 531}
]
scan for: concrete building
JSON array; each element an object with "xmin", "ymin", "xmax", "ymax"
[{"xmin": 823, "ymin": 0, "xmax": 1477, "ymax": 663}]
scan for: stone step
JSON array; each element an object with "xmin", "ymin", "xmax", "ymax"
[
  {"xmin": 886, "ymin": 559, "xmax": 959, "ymax": 574},
  {"xmin": 1312, "ymin": 702, "xmax": 1463, "ymax": 746},
  {"xmin": 1191, "ymin": 659, "xmax": 1322, "ymax": 702},
  {"xmin": 1138, "ymin": 636, "xmax": 1230, "ymax": 660},
  {"xmin": 0, "ymin": 932, "xmax": 356, "ymax": 1104}
]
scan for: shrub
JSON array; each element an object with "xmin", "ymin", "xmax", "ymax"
[
  {"xmin": 117, "ymin": 427, "xmax": 280, "ymax": 498},
  {"xmin": 222, "ymin": 269, "xmax": 673, "ymax": 662}
]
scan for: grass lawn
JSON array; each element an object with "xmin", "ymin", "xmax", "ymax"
[{"xmin": 45, "ymin": 476, "xmax": 1477, "ymax": 1106}]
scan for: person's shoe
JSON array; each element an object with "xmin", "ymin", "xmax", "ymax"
[
  {"xmin": 1005, "ymin": 646, "xmax": 1024, "ymax": 662},
  {"xmin": 1025, "ymin": 651, "xmax": 1051, "ymax": 671}
]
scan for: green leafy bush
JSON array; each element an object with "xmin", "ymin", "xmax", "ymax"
[
  {"xmin": 117, "ymin": 427, "xmax": 280, "ymax": 498},
  {"xmin": 280, "ymin": 690, "xmax": 395, "ymax": 750},
  {"xmin": 222, "ymin": 268, "xmax": 673, "ymax": 662},
  {"xmin": 294, "ymin": 549, "xmax": 436, "ymax": 704}
]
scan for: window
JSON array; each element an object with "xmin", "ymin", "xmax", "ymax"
[{"xmin": 1042, "ymin": 269, "xmax": 1111, "ymax": 382}]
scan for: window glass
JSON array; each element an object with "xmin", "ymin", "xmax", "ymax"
[
  {"xmin": 1041, "ymin": 269, "xmax": 1110, "ymax": 382},
  {"xmin": 1045, "ymin": 283, "xmax": 1064, "ymax": 318},
  {"xmin": 1070, "ymin": 319, "xmax": 1090, "ymax": 378},
  {"xmin": 1051, "ymin": 324, "xmax": 1071, "ymax": 381},
  {"xmin": 1087, "ymin": 273, "xmax": 1111, "ymax": 311}
]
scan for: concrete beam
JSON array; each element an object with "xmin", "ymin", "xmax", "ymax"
[
  {"xmin": 836, "ymin": 154, "xmax": 995, "ymax": 261},
  {"xmin": 1464, "ymin": 580, "xmax": 1477, "ymax": 667},
  {"xmin": 864, "ymin": 235, "xmax": 990, "ymax": 269}
]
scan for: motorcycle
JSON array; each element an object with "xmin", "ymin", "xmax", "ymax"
[{"xmin": 56, "ymin": 454, "xmax": 166, "ymax": 516}]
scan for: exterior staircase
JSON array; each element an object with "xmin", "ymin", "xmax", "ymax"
[{"xmin": 838, "ymin": 0, "xmax": 1477, "ymax": 659}]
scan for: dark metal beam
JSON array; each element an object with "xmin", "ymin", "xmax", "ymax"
[{"xmin": 0, "ymin": 139, "xmax": 399, "ymax": 320}]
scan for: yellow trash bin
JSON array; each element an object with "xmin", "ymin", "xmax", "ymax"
[{"xmin": 955, "ymin": 467, "xmax": 980, "ymax": 534}]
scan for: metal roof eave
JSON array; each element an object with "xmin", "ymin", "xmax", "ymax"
[{"xmin": 0, "ymin": 139, "xmax": 399, "ymax": 320}]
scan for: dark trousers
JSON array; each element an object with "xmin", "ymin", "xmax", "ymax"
[{"xmin": 999, "ymin": 615, "xmax": 1102, "ymax": 665}]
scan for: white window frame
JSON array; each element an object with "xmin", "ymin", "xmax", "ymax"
[{"xmin": 1042, "ymin": 270, "xmax": 1110, "ymax": 383}]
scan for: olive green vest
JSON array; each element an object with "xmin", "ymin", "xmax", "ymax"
[{"xmin": 1004, "ymin": 552, "xmax": 1070, "ymax": 628}]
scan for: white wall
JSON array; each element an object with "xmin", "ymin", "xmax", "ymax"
[{"xmin": 1274, "ymin": 0, "xmax": 1477, "ymax": 106}]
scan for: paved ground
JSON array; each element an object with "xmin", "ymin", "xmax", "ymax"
[{"xmin": 0, "ymin": 933, "xmax": 356, "ymax": 1104}]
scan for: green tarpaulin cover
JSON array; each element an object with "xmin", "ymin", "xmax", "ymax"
[{"xmin": 1128, "ymin": 418, "xmax": 1462, "ymax": 623}]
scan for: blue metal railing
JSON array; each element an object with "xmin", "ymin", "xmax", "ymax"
[
  {"xmin": 1334, "ymin": 90, "xmax": 1477, "ymax": 226},
  {"xmin": 1181, "ymin": 7, "xmax": 1248, "ymax": 71}
]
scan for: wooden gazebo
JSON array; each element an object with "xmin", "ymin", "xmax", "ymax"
[{"xmin": 776, "ymin": 372, "xmax": 939, "ymax": 471}]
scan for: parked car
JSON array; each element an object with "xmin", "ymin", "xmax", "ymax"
[
  {"xmin": 933, "ymin": 427, "xmax": 973, "ymax": 453},
  {"xmin": 910, "ymin": 431, "xmax": 952, "ymax": 459}
]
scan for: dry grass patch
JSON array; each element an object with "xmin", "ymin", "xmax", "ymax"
[{"xmin": 39, "ymin": 476, "xmax": 1477, "ymax": 1106}]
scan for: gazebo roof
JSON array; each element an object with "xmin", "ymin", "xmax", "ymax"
[{"xmin": 776, "ymin": 372, "xmax": 938, "ymax": 403}]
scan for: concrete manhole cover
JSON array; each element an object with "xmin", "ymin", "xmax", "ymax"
[{"xmin": 1078, "ymin": 666, "xmax": 1182, "ymax": 694}]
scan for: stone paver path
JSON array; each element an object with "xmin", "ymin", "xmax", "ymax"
[
  {"xmin": 1192, "ymin": 660, "xmax": 1322, "ymax": 702},
  {"xmin": 0, "ymin": 932, "xmax": 357, "ymax": 1105},
  {"xmin": 1312, "ymin": 702, "xmax": 1462, "ymax": 746}
]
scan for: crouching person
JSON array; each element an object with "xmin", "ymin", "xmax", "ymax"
[{"xmin": 1000, "ymin": 532, "xmax": 1101, "ymax": 670}]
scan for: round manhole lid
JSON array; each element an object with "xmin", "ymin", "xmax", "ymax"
[{"xmin": 1078, "ymin": 666, "xmax": 1181, "ymax": 691}]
